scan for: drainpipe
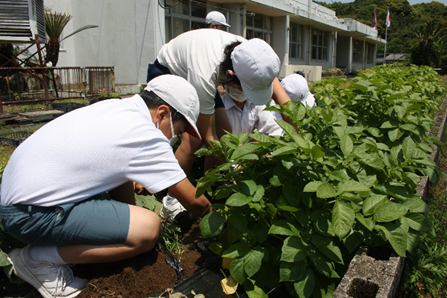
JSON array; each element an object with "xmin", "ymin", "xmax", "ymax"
[
  {"xmin": 348, "ymin": 36, "xmax": 353, "ymax": 73},
  {"xmin": 307, "ymin": 26, "xmax": 312, "ymax": 66},
  {"xmin": 308, "ymin": 0, "xmax": 312, "ymax": 18},
  {"xmin": 333, "ymin": 31, "xmax": 337, "ymax": 68},
  {"xmin": 241, "ymin": 4, "xmax": 246, "ymax": 38},
  {"xmin": 363, "ymin": 38, "xmax": 366, "ymax": 69}
]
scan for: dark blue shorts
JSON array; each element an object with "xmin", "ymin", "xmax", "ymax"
[{"xmin": 146, "ymin": 59, "xmax": 224, "ymax": 109}]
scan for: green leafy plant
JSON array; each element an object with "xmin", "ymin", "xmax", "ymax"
[
  {"xmin": 195, "ymin": 64, "xmax": 444, "ymax": 297},
  {"xmin": 160, "ymin": 222, "xmax": 185, "ymax": 261},
  {"xmin": 399, "ymin": 236, "xmax": 447, "ymax": 297},
  {"xmin": 98, "ymin": 89, "xmax": 120, "ymax": 99}
]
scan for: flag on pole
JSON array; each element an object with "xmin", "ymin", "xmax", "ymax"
[
  {"xmin": 373, "ymin": 9, "xmax": 377, "ymax": 29},
  {"xmin": 386, "ymin": 7, "xmax": 391, "ymax": 28}
]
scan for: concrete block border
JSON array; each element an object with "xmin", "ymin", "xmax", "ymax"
[{"xmin": 332, "ymin": 94, "xmax": 447, "ymax": 298}]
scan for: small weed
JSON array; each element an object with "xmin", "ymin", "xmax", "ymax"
[{"xmin": 160, "ymin": 221, "xmax": 185, "ymax": 261}]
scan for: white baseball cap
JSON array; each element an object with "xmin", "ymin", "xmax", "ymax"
[
  {"xmin": 145, "ymin": 75, "xmax": 201, "ymax": 139},
  {"xmin": 281, "ymin": 74, "xmax": 316, "ymax": 107},
  {"xmin": 231, "ymin": 38, "xmax": 280, "ymax": 105},
  {"xmin": 206, "ymin": 11, "xmax": 230, "ymax": 27}
]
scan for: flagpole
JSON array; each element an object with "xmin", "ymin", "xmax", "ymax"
[
  {"xmin": 384, "ymin": 7, "xmax": 390, "ymax": 64},
  {"xmin": 384, "ymin": 25, "xmax": 388, "ymax": 64}
]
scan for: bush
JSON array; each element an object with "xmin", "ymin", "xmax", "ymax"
[{"xmin": 196, "ymin": 64, "xmax": 445, "ymax": 297}]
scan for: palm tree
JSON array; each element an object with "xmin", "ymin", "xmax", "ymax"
[
  {"xmin": 44, "ymin": 11, "xmax": 98, "ymax": 66},
  {"xmin": 411, "ymin": 21, "xmax": 447, "ymax": 67}
]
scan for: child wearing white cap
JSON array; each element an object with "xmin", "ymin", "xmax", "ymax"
[
  {"xmin": 1, "ymin": 75, "xmax": 211, "ymax": 298},
  {"xmin": 219, "ymin": 84, "xmax": 284, "ymax": 137},
  {"xmin": 146, "ymin": 29, "xmax": 291, "ymax": 221},
  {"xmin": 206, "ymin": 11, "xmax": 230, "ymax": 30},
  {"xmin": 281, "ymin": 73, "xmax": 316, "ymax": 108}
]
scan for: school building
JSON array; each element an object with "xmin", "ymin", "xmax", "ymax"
[{"xmin": 43, "ymin": 0, "xmax": 385, "ymax": 88}]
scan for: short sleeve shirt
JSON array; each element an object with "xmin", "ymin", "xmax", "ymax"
[
  {"xmin": 157, "ymin": 29, "xmax": 245, "ymax": 115},
  {"xmin": 0, "ymin": 95, "xmax": 186, "ymax": 207},
  {"xmin": 222, "ymin": 93, "xmax": 283, "ymax": 136}
]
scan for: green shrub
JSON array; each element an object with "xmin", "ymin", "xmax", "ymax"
[{"xmin": 196, "ymin": 64, "xmax": 445, "ymax": 297}]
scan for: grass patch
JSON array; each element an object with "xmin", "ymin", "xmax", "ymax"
[{"xmin": 397, "ymin": 75, "xmax": 447, "ymax": 297}]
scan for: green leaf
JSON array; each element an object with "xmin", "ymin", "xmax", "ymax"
[
  {"xmin": 294, "ymin": 268, "xmax": 315, "ymax": 298},
  {"xmin": 230, "ymin": 256, "xmax": 246, "ymax": 284},
  {"xmin": 401, "ymin": 213, "xmax": 432, "ymax": 232},
  {"xmin": 231, "ymin": 143, "xmax": 259, "ymax": 160},
  {"xmin": 245, "ymin": 280, "xmax": 268, "ymax": 298},
  {"xmin": 340, "ymin": 134, "xmax": 353, "ymax": 156},
  {"xmin": 329, "ymin": 169, "xmax": 350, "ymax": 181},
  {"xmin": 311, "ymin": 145, "xmax": 325, "ymax": 159},
  {"xmin": 381, "ymin": 121, "xmax": 397, "ymax": 129},
  {"xmin": 281, "ymin": 236, "xmax": 307, "ymax": 262},
  {"xmin": 376, "ymin": 224, "xmax": 407, "ymax": 257},
  {"xmin": 222, "ymin": 243, "xmax": 251, "ymax": 258},
  {"xmin": 271, "ymin": 145, "xmax": 298, "ymax": 156},
  {"xmin": 332, "ymin": 200, "xmax": 355, "ymax": 239},
  {"xmin": 308, "ymin": 247, "xmax": 339, "ymax": 278},
  {"xmin": 356, "ymin": 213, "xmax": 374, "ymax": 231},
  {"xmin": 280, "ymin": 260, "xmax": 306, "ymax": 282},
  {"xmin": 374, "ymin": 201, "xmax": 409, "ymax": 222},
  {"xmin": 269, "ymin": 220, "xmax": 300, "ymax": 236},
  {"xmin": 226, "ymin": 193, "xmax": 252, "ymax": 207},
  {"xmin": 362, "ymin": 194, "xmax": 387, "ymax": 216},
  {"xmin": 402, "ymin": 136, "xmax": 416, "ymax": 160},
  {"xmin": 253, "ymin": 185, "xmax": 265, "ymax": 202},
  {"xmin": 401, "ymin": 197, "xmax": 429, "ymax": 213},
  {"xmin": 240, "ymin": 180, "xmax": 257, "ymax": 196},
  {"xmin": 199, "ymin": 211, "xmax": 225, "ymax": 238},
  {"xmin": 269, "ymin": 176, "xmax": 282, "ymax": 186},
  {"xmin": 0, "ymin": 251, "xmax": 11, "ymax": 266},
  {"xmin": 337, "ymin": 180, "xmax": 370, "ymax": 193},
  {"xmin": 244, "ymin": 249, "xmax": 264, "ymax": 277},
  {"xmin": 316, "ymin": 183, "xmax": 337, "ymax": 199},
  {"xmin": 311, "ymin": 234, "xmax": 344, "ymax": 264},
  {"xmin": 388, "ymin": 128, "xmax": 404, "ymax": 142},
  {"xmin": 303, "ymin": 181, "xmax": 323, "ymax": 192}
]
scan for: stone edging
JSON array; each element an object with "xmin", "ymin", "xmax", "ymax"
[{"xmin": 332, "ymin": 93, "xmax": 447, "ymax": 298}]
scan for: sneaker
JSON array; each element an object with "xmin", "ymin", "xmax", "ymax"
[
  {"xmin": 159, "ymin": 194, "xmax": 187, "ymax": 220},
  {"xmin": 7, "ymin": 245, "xmax": 88, "ymax": 298}
]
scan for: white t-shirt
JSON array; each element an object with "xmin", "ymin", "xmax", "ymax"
[
  {"xmin": 0, "ymin": 95, "xmax": 186, "ymax": 207},
  {"xmin": 157, "ymin": 29, "xmax": 245, "ymax": 115},
  {"xmin": 222, "ymin": 93, "xmax": 283, "ymax": 136}
]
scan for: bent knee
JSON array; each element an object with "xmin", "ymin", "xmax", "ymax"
[{"xmin": 127, "ymin": 206, "xmax": 161, "ymax": 252}]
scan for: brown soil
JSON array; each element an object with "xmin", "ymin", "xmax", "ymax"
[{"xmin": 74, "ymin": 222, "xmax": 212, "ymax": 298}]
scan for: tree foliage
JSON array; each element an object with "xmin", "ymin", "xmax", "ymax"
[{"xmin": 316, "ymin": 0, "xmax": 447, "ymax": 56}]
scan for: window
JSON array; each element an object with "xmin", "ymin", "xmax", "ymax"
[
  {"xmin": 311, "ymin": 29, "xmax": 328, "ymax": 61},
  {"xmin": 165, "ymin": 0, "xmax": 217, "ymax": 41},
  {"xmin": 246, "ymin": 12, "xmax": 273, "ymax": 45},
  {"xmin": 366, "ymin": 43, "xmax": 375, "ymax": 64},
  {"xmin": 289, "ymin": 22, "xmax": 304, "ymax": 59},
  {"xmin": 352, "ymin": 39, "xmax": 364, "ymax": 64},
  {"xmin": 353, "ymin": 39, "xmax": 364, "ymax": 64}
]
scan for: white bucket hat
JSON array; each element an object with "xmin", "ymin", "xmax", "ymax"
[
  {"xmin": 281, "ymin": 74, "xmax": 316, "ymax": 107},
  {"xmin": 206, "ymin": 11, "xmax": 230, "ymax": 27},
  {"xmin": 231, "ymin": 38, "xmax": 280, "ymax": 105},
  {"xmin": 145, "ymin": 75, "xmax": 201, "ymax": 139}
]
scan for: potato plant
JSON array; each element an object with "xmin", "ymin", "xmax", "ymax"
[{"xmin": 196, "ymin": 64, "xmax": 445, "ymax": 297}]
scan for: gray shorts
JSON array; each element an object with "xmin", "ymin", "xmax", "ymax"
[{"xmin": 0, "ymin": 198, "xmax": 130, "ymax": 246}]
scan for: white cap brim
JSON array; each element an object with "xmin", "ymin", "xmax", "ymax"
[
  {"xmin": 241, "ymin": 82, "xmax": 274, "ymax": 106},
  {"xmin": 183, "ymin": 116, "xmax": 201, "ymax": 139}
]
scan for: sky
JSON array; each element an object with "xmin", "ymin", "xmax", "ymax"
[{"xmin": 319, "ymin": 0, "xmax": 447, "ymax": 4}]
